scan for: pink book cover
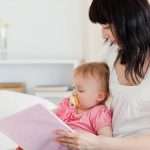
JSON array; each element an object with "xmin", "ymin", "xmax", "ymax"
[{"xmin": 0, "ymin": 104, "xmax": 73, "ymax": 150}]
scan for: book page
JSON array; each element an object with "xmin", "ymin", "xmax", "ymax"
[{"xmin": 0, "ymin": 104, "xmax": 73, "ymax": 150}]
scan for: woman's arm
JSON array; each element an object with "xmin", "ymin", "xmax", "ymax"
[
  {"xmin": 56, "ymin": 130, "xmax": 150, "ymax": 150},
  {"xmin": 106, "ymin": 135, "xmax": 150, "ymax": 150},
  {"xmin": 97, "ymin": 126, "xmax": 112, "ymax": 137}
]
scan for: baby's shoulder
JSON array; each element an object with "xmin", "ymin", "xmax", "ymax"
[{"xmin": 90, "ymin": 105, "xmax": 112, "ymax": 118}]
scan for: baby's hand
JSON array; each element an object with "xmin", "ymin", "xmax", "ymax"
[{"xmin": 16, "ymin": 146, "xmax": 24, "ymax": 150}]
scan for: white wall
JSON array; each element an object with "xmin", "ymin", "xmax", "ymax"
[
  {"xmin": 0, "ymin": 0, "xmax": 83, "ymax": 60},
  {"xmin": 0, "ymin": 0, "xmax": 85, "ymax": 92},
  {"xmin": 82, "ymin": 0, "xmax": 109, "ymax": 61},
  {"xmin": 0, "ymin": 0, "xmax": 105, "ymax": 61},
  {"xmin": 0, "ymin": 0, "xmax": 109, "ymax": 92}
]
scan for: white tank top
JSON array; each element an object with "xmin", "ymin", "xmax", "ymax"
[{"xmin": 106, "ymin": 49, "xmax": 150, "ymax": 137}]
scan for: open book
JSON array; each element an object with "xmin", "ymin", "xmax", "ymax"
[{"xmin": 0, "ymin": 104, "xmax": 73, "ymax": 150}]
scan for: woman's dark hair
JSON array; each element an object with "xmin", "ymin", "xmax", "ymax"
[{"xmin": 89, "ymin": 0, "xmax": 150, "ymax": 83}]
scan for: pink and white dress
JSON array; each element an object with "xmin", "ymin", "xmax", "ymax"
[{"xmin": 56, "ymin": 98, "xmax": 112, "ymax": 135}]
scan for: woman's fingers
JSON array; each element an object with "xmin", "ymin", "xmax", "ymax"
[
  {"xmin": 58, "ymin": 136, "xmax": 78, "ymax": 144},
  {"xmin": 55, "ymin": 129, "xmax": 103, "ymax": 150},
  {"xmin": 55, "ymin": 129, "xmax": 79, "ymax": 149},
  {"xmin": 56, "ymin": 130, "xmax": 78, "ymax": 138},
  {"xmin": 63, "ymin": 143, "xmax": 79, "ymax": 150}
]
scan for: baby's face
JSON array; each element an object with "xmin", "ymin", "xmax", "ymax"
[{"xmin": 73, "ymin": 75, "xmax": 104, "ymax": 110}]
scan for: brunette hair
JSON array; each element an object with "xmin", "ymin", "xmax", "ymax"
[{"xmin": 89, "ymin": 0, "xmax": 150, "ymax": 83}]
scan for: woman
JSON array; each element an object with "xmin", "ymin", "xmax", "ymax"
[{"xmin": 56, "ymin": 0, "xmax": 150, "ymax": 149}]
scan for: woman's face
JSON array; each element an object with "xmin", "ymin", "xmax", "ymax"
[{"xmin": 101, "ymin": 24, "xmax": 117, "ymax": 44}]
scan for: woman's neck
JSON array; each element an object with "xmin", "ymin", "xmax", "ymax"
[{"xmin": 114, "ymin": 58, "xmax": 150, "ymax": 86}]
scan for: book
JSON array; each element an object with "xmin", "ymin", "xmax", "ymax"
[{"xmin": 0, "ymin": 104, "xmax": 73, "ymax": 150}]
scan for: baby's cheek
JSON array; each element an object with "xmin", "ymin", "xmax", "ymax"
[{"xmin": 79, "ymin": 100, "xmax": 87, "ymax": 107}]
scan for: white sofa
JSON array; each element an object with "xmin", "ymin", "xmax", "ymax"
[{"xmin": 0, "ymin": 90, "xmax": 56, "ymax": 150}]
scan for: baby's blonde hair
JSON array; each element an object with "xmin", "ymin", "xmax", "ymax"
[{"xmin": 74, "ymin": 62, "xmax": 110, "ymax": 95}]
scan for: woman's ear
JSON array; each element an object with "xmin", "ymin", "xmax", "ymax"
[{"xmin": 97, "ymin": 91, "xmax": 107, "ymax": 102}]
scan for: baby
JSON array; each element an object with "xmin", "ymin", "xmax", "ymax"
[
  {"xmin": 56, "ymin": 62, "xmax": 112, "ymax": 136},
  {"xmin": 16, "ymin": 62, "xmax": 112, "ymax": 150}
]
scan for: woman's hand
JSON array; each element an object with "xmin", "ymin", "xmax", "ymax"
[{"xmin": 55, "ymin": 130, "xmax": 103, "ymax": 150}]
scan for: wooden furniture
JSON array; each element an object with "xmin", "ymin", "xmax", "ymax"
[{"xmin": 0, "ymin": 82, "xmax": 25, "ymax": 93}]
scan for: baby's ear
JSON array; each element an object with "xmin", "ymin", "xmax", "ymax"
[{"xmin": 97, "ymin": 91, "xmax": 107, "ymax": 102}]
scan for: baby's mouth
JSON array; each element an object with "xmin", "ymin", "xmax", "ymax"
[{"xmin": 69, "ymin": 93, "xmax": 80, "ymax": 108}]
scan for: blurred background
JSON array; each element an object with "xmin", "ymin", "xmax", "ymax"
[{"xmin": 0, "ymin": 0, "xmax": 110, "ymax": 104}]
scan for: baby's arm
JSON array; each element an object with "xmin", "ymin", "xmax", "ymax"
[
  {"xmin": 97, "ymin": 126, "xmax": 112, "ymax": 137},
  {"xmin": 94, "ymin": 105, "xmax": 112, "ymax": 137}
]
